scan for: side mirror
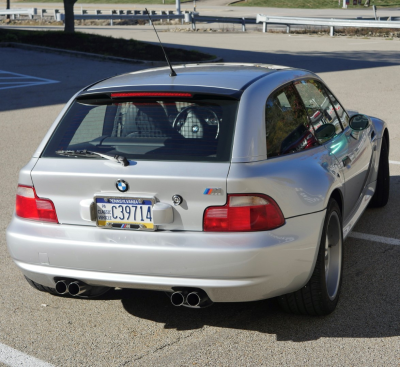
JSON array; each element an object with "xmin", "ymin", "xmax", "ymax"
[
  {"xmin": 349, "ymin": 114, "xmax": 370, "ymax": 131},
  {"xmin": 315, "ymin": 124, "xmax": 336, "ymax": 142}
]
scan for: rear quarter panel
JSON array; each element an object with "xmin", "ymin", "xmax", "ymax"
[{"xmin": 227, "ymin": 146, "xmax": 343, "ymax": 219}]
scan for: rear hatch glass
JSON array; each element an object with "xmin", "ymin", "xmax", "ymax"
[
  {"xmin": 33, "ymin": 94, "xmax": 238, "ymax": 230},
  {"xmin": 42, "ymin": 95, "xmax": 238, "ymax": 162}
]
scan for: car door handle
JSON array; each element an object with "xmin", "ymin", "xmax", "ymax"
[{"xmin": 342, "ymin": 156, "xmax": 351, "ymax": 167}]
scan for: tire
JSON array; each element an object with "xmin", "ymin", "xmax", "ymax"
[
  {"xmin": 278, "ymin": 199, "xmax": 343, "ymax": 316},
  {"xmin": 24, "ymin": 276, "xmax": 60, "ymax": 296},
  {"xmin": 369, "ymin": 136, "xmax": 390, "ymax": 208}
]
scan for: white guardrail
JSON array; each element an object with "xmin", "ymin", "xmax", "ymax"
[
  {"xmin": 256, "ymin": 14, "xmax": 400, "ymax": 36},
  {"xmin": 0, "ymin": 8, "xmax": 37, "ymax": 19},
  {"xmin": 2, "ymin": 8, "xmax": 400, "ymax": 35},
  {"xmin": 189, "ymin": 14, "xmax": 256, "ymax": 32},
  {"xmin": 55, "ymin": 9, "xmax": 188, "ymax": 26}
]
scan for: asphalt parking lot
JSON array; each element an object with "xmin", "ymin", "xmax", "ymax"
[{"xmin": 0, "ymin": 30, "xmax": 399, "ymax": 366}]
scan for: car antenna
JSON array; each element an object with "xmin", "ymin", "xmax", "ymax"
[{"xmin": 145, "ymin": 8, "xmax": 177, "ymax": 77}]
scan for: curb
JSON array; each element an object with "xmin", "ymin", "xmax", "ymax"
[{"xmin": 0, "ymin": 42, "xmax": 223, "ymax": 65}]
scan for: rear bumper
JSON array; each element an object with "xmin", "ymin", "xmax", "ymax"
[{"xmin": 7, "ymin": 211, "xmax": 325, "ymax": 302}]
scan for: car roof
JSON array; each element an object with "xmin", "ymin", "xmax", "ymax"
[{"xmin": 87, "ymin": 63, "xmax": 292, "ymax": 93}]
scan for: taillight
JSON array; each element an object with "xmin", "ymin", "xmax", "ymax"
[
  {"xmin": 204, "ymin": 194, "xmax": 284, "ymax": 232},
  {"xmin": 16, "ymin": 185, "xmax": 58, "ymax": 223}
]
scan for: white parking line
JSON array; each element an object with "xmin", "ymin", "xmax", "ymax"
[
  {"xmin": 0, "ymin": 70, "xmax": 59, "ymax": 91},
  {"xmin": 0, "ymin": 342, "xmax": 55, "ymax": 367},
  {"xmin": 389, "ymin": 160, "xmax": 400, "ymax": 165},
  {"xmin": 349, "ymin": 231, "xmax": 400, "ymax": 246}
]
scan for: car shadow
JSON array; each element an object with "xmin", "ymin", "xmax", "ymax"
[
  {"xmin": 116, "ymin": 259, "xmax": 399, "ymax": 342},
  {"xmin": 114, "ymin": 175, "xmax": 400, "ymax": 341}
]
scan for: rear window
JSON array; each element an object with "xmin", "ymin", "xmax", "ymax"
[{"xmin": 42, "ymin": 96, "xmax": 238, "ymax": 162}]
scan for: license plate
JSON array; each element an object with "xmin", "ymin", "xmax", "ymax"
[{"xmin": 95, "ymin": 196, "xmax": 155, "ymax": 230}]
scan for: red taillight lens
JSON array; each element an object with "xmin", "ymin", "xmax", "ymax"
[
  {"xmin": 16, "ymin": 185, "xmax": 58, "ymax": 223},
  {"xmin": 204, "ymin": 194, "xmax": 284, "ymax": 232},
  {"xmin": 111, "ymin": 92, "xmax": 193, "ymax": 98}
]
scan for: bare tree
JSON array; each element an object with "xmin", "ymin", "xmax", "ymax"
[{"xmin": 64, "ymin": 0, "xmax": 78, "ymax": 33}]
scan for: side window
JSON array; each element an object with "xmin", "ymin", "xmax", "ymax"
[
  {"xmin": 294, "ymin": 79, "xmax": 343, "ymax": 136},
  {"xmin": 328, "ymin": 92, "xmax": 349, "ymax": 129},
  {"xmin": 265, "ymin": 84, "xmax": 318, "ymax": 158}
]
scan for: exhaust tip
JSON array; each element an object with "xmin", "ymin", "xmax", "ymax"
[
  {"xmin": 55, "ymin": 280, "xmax": 69, "ymax": 295},
  {"xmin": 171, "ymin": 291, "xmax": 185, "ymax": 306},
  {"xmin": 68, "ymin": 281, "xmax": 81, "ymax": 296},
  {"xmin": 186, "ymin": 292, "xmax": 201, "ymax": 307}
]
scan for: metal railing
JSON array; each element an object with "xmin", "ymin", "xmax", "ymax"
[
  {"xmin": 0, "ymin": 8, "xmax": 37, "ymax": 19},
  {"xmin": 188, "ymin": 14, "xmax": 257, "ymax": 32},
  {"xmin": 3, "ymin": 7, "xmax": 400, "ymax": 35},
  {"xmin": 55, "ymin": 9, "xmax": 188, "ymax": 26},
  {"xmin": 41, "ymin": 8, "xmax": 60, "ymax": 18},
  {"xmin": 256, "ymin": 14, "xmax": 400, "ymax": 36}
]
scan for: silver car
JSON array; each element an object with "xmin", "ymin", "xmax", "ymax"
[{"xmin": 7, "ymin": 63, "xmax": 390, "ymax": 315}]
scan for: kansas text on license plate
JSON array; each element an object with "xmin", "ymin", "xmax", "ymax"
[{"xmin": 95, "ymin": 197, "xmax": 154, "ymax": 230}]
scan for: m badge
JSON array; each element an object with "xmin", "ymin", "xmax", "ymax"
[{"xmin": 203, "ymin": 188, "xmax": 222, "ymax": 195}]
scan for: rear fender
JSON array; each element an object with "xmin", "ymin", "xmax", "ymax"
[
  {"xmin": 227, "ymin": 145, "xmax": 343, "ymax": 219},
  {"xmin": 18, "ymin": 158, "xmax": 39, "ymax": 186}
]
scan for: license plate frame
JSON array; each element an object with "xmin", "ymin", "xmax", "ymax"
[{"xmin": 94, "ymin": 195, "xmax": 156, "ymax": 231}]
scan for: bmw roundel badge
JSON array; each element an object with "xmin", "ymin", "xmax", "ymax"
[{"xmin": 116, "ymin": 179, "xmax": 129, "ymax": 192}]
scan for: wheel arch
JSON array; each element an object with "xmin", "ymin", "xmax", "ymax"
[
  {"xmin": 329, "ymin": 188, "xmax": 344, "ymax": 219},
  {"xmin": 383, "ymin": 128, "xmax": 389, "ymax": 153},
  {"xmin": 303, "ymin": 188, "xmax": 343, "ymax": 289}
]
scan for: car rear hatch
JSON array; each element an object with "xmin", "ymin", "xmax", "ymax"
[{"xmin": 31, "ymin": 92, "xmax": 238, "ymax": 231}]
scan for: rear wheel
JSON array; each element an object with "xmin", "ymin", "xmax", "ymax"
[
  {"xmin": 369, "ymin": 136, "xmax": 390, "ymax": 208},
  {"xmin": 278, "ymin": 199, "xmax": 343, "ymax": 316}
]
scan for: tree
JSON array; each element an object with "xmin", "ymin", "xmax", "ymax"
[
  {"xmin": 64, "ymin": 0, "xmax": 78, "ymax": 33},
  {"xmin": 6, "ymin": 0, "xmax": 10, "ymax": 20}
]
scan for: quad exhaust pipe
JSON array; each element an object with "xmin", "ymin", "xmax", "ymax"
[
  {"xmin": 186, "ymin": 292, "xmax": 202, "ymax": 307},
  {"xmin": 55, "ymin": 279, "xmax": 92, "ymax": 296},
  {"xmin": 55, "ymin": 280, "xmax": 69, "ymax": 295},
  {"xmin": 56, "ymin": 280, "xmax": 211, "ymax": 307},
  {"xmin": 170, "ymin": 290, "xmax": 212, "ymax": 308},
  {"xmin": 68, "ymin": 281, "xmax": 91, "ymax": 296},
  {"xmin": 171, "ymin": 291, "xmax": 185, "ymax": 306}
]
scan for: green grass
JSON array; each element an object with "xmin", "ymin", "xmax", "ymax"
[
  {"xmin": 232, "ymin": 0, "xmax": 400, "ymax": 8},
  {"xmin": 0, "ymin": 29, "xmax": 214, "ymax": 62}
]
